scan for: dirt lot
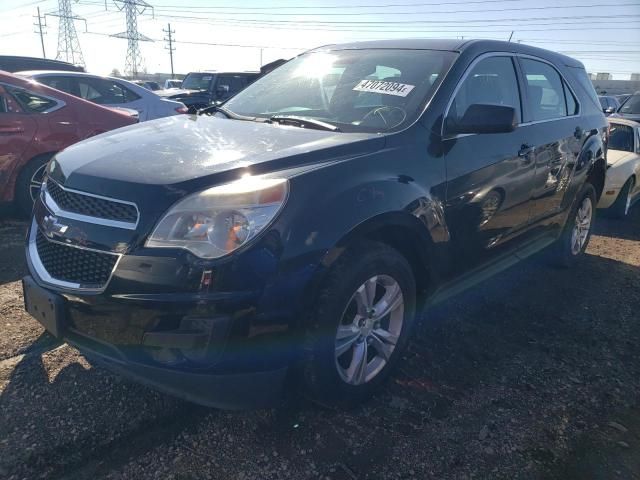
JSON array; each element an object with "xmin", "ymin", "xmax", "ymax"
[{"xmin": 1, "ymin": 209, "xmax": 639, "ymax": 480}]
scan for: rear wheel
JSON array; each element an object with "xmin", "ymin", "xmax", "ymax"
[
  {"xmin": 301, "ymin": 241, "xmax": 416, "ymax": 409},
  {"xmin": 608, "ymin": 176, "xmax": 635, "ymax": 219},
  {"xmin": 15, "ymin": 155, "xmax": 52, "ymax": 217},
  {"xmin": 552, "ymin": 183, "xmax": 596, "ymax": 267}
]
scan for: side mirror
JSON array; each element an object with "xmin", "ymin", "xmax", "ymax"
[
  {"xmin": 605, "ymin": 107, "xmax": 615, "ymax": 114},
  {"xmin": 446, "ymin": 104, "xmax": 517, "ymax": 135}
]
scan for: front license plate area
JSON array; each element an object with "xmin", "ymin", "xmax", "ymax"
[{"xmin": 23, "ymin": 277, "xmax": 65, "ymax": 338}]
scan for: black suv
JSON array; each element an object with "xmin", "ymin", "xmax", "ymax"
[
  {"xmin": 158, "ymin": 71, "xmax": 260, "ymax": 113},
  {"xmin": 23, "ymin": 39, "xmax": 607, "ymax": 409}
]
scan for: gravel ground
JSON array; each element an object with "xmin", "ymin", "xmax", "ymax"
[{"xmin": 1, "ymin": 208, "xmax": 639, "ymax": 480}]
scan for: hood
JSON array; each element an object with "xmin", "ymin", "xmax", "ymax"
[
  {"xmin": 155, "ymin": 88, "xmax": 202, "ymax": 98},
  {"xmin": 614, "ymin": 112, "xmax": 640, "ymax": 122},
  {"xmin": 50, "ymin": 115, "xmax": 381, "ymax": 201},
  {"xmin": 607, "ymin": 149, "xmax": 637, "ymax": 166}
]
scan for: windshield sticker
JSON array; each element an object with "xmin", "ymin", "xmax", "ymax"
[{"xmin": 353, "ymin": 80, "xmax": 415, "ymax": 97}]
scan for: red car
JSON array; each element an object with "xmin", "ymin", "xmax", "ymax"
[{"xmin": 0, "ymin": 71, "xmax": 136, "ymax": 215}]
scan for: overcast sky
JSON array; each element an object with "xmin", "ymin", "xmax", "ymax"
[{"xmin": 1, "ymin": 0, "xmax": 639, "ymax": 79}]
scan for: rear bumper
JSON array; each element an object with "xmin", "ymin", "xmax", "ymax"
[{"xmin": 67, "ymin": 330, "xmax": 287, "ymax": 410}]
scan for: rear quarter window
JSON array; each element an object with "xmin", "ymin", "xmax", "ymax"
[{"xmin": 567, "ymin": 67, "xmax": 601, "ymax": 112}]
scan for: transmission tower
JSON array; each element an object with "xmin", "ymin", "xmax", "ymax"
[
  {"xmin": 112, "ymin": 0, "xmax": 154, "ymax": 77},
  {"xmin": 48, "ymin": 0, "xmax": 86, "ymax": 67}
]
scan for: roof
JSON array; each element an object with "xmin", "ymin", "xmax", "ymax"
[
  {"xmin": 311, "ymin": 38, "xmax": 584, "ymax": 69},
  {"xmin": 16, "ymin": 70, "xmax": 113, "ymax": 78}
]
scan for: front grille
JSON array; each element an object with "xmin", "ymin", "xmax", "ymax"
[
  {"xmin": 35, "ymin": 229, "xmax": 118, "ymax": 287},
  {"xmin": 46, "ymin": 180, "xmax": 138, "ymax": 224}
]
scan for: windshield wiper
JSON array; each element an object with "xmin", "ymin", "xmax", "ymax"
[
  {"xmin": 197, "ymin": 105, "xmax": 257, "ymax": 121},
  {"xmin": 269, "ymin": 115, "xmax": 341, "ymax": 132}
]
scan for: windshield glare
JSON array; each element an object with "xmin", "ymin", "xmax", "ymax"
[
  {"xmin": 182, "ymin": 73, "xmax": 215, "ymax": 91},
  {"xmin": 619, "ymin": 95, "xmax": 640, "ymax": 114},
  {"xmin": 224, "ymin": 49, "xmax": 456, "ymax": 133}
]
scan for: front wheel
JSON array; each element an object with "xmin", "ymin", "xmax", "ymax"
[
  {"xmin": 608, "ymin": 176, "xmax": 635, "ymax": 219},
  {"xmin": 15, "ymin": 155, "xmax": 52, "ymax": 217},
  {"xmin": 301, "ymin": 241, "xmax": 416, "ymax": 409},
  {"xmin": 553, "ymin": 183, "xmax": 596, "ymax": 267}
]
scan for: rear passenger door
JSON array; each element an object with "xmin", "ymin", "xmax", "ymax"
[
  {"xmin": 443, "ymin": 55, "xmax": 536, "ymax": 269},
  {"xmin": 518, "ymin": 57, "xmax": 582, "ymax": 225}
]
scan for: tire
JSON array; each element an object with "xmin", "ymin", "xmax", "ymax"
[
  {"xmin": 301, "ymin": 241, "xmax": 416, "ymax": 409},
  {"xmin": 608, "ymin": 176, "xmax": 635, "ymax": 219},
  {"xmin": 15, "ymin": 154, "xmax": 53, "ymax": 217},
  {"xmin": 552, "ymin": 183, "xmax": 597, "ymax": 268}
]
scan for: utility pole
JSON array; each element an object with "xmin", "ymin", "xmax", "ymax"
[
  {"xmin": 47, "ymin": 0, "xmax": 87, "ymax": 67},
  {"xmin": 163, "ymin": 23, "xmax": 175, "ymax": 76},
  {"xmin": 33, "ymin": 7, "xmax": 47, "ymax": 58},
  {"xmin": 112, "ymin": 0, "xmax": 154, "ymax": 77}
]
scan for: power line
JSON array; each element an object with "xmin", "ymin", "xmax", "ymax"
[
  {"xmin": 111, "ymin": 0, "xmax": 154, "ymax": 76},
  {"xmin": 33, "ymin": 6, "xmax": 47, "ymax": 58},
  {"xmin": 163, "ymin": 22, "xmax": 175, "ymax": 76},
  {"xmin": 48, "ymin": 0, "xmax": 86, "ymax": 67}
]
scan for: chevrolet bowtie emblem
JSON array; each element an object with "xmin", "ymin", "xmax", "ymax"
[{"xmin": 42, "ymin": 214, "xmax": 68, "ymax": 239}]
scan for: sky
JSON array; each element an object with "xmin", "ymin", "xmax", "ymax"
[{"xmin": 0, "ymin": 0, "xmax": 639, "ymax": 79}]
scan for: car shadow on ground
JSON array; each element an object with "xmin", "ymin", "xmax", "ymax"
[
  {"xmin": 593, "ymin": 206, "xmax": 640, "ymax": 241},
  {"xmin": 0, "ymin": 218, "xmax": 28, "ymax": 286},
  {"xmin": 1, "ymin": 249, "xmax": 639, "ymax": 479}
]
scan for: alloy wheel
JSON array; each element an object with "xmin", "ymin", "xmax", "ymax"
[
  {"xmin": 334, "ymin": 274, "xmax": 404, "ymax": 385},
  {"xmin": 570, "ymin": 196, "xmax": 593, "ymax": 255},
  {"xmin": 29, "ymin": 164, "xmax": 47, "ymax": 202},
  {"xmin": 625, "ymin": 178, "xmax": 635, "ymax": 216}
]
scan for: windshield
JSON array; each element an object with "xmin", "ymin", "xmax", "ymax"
[
  {"xmin": 608, "ymin": 123, "xmax": 635, "ymax": 152},
  {"xmin": 619, "ymin": 94, "xmax": 640, "ymax": 114},
  {"xmin": 182, "ymin": 73, "xmax": 215, "ymax": 91},
  {"xmin": 224, "ymin": 49, "xmax": 457, "ymax": 133}
]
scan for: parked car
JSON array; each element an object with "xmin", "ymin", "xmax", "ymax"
[
  {"xmin": 598, "ymin": 95, "xmax": 620, "ymax": 115},
  {"xmin": 18, "ymin": 71, "xmax": 188, "ymax": 121},
  {"xmin": 597, "ymin": 118, "xmax": 640, "ymax": 217},
  {"xmin": 156, "ymin": 71, "xmax": 260, "ymax": 113},
  {"xmin": 164, "ymin": 79, "xmax": 182, "ymax": 89},
  {"xmin": 0, "ymin": 71, "xmax": 136, "ymax": 215},
  {"xmin": 614, "ymin": 93, "xmax": 640, "ymax": 122},
  {"xmin": 0, "ymin": 55, "xmax": 84, "ymax": 73},
  {"xmin": 23, "ymin": 39, "xmax": 607, "ymax": 410},
  {"xmin": 131, "ymin": 79, "xmax": 161, "ymax": 91}
]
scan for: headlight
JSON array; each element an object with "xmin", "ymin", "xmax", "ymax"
[{"xmin": 146, "ymin": 176, "xmax": 288, "ymax": 259}]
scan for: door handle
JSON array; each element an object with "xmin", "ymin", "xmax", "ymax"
[
  {"xmin": 518, "ymin": 144, "xmax": 535, "ymax": 158},
  {"xmin": 574, "ymin": 126, "xmax": 583, "ymax": 139}
]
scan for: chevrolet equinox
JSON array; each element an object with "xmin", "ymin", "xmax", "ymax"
[{"xmin": 23, "ymin": 39, "xmax": 607, "ymax": 409}]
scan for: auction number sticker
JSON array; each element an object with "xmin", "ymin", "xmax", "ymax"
[{"xmin": 353, "ymin": 79, "xmax": 415, "ymax": 97}]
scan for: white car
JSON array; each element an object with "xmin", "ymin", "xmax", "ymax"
[
  {"xmin": 18, "ymin": 70, "xmax": 188, "ymax": 121},
  {"xmin": 164, "ymin": 79, "xmax": 182, "ymax": 89},
  {"xmin": 598, "ymin": 118, "xmax": 640, "ymax": 217}
]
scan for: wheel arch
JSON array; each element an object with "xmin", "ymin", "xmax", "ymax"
[{"xmin": 306, "ymin": 211, "xmax": 439, "ymax": 314}]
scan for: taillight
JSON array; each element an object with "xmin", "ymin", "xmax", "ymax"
[{"xmin": 175, "ymin": 106, "xmax": 189, "ymax": 114}]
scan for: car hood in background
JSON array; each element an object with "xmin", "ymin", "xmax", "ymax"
[
  {"xmin": 51, "ymin": 115, "xmax": 382, "ymax": 191},
  {"xmin": 607, "ymin": 149, "xmax": 638, "ymax": 166},
  {"xmin": 155, "ymin": 88, "xmax": 203, "ymax": 98}
]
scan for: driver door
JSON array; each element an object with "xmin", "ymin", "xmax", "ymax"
[{"xmin": 443, "ymin": 55, "xmax": 536, "ymax": 270}]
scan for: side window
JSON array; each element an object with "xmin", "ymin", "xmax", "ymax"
[
  {"xmin": 0, "ymin": 86, "xmax": 23, "ymax": 113},
  {"xmin": 448, "ymin": 56, "xmax": 521, "ymax": 125},
  {"xmin": 563, "ymin": 81, "xmax": 578, "ymax": 116},
  {"xmin": 608, "ymin": 123, "xmax": 635, "ymax": 153},
  {"xmin": 520, "ymin": 58, "xmax": 567, "ymax": 121},
  {"xmin": 77, "ymin": 79, "xmax": 140, "ymax": 105},
  {"xmin": 9, "ymin": 88, "xmax": 58, "ymax": 113},
  {"xmin": 216, "ymin": 76, "xmax": 246, "ymax": 99},
  {"xmin": 37, "ymin": 76, "xmax": 73, "ymax": 95}
]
